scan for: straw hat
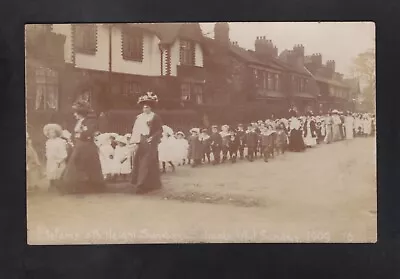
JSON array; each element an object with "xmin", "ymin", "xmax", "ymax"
[{"xmin": 43, "ymin": 123, "xmax": 62, "ymax": 137}]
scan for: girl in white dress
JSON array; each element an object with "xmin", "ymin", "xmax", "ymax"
[
  {"xmin": 113, "ymin": 135, "xmax": 132, "ymax": 181},
  {"xmin": 175, "ymin": 131, "xmax": 189, "ymax": 166},
  {"xmin": 303, "ymin": 114, "xmax": 317, "ymax": 147},
  {"xmin": 158, "ymin": 125, "xmax": 177, "ymax": 173},
  {"xmin": 97, "ymin": 133, "xmax": 115, "ymax": 181},
  {"xmin": 43, "ymin": 123, "xmax": 68, "ymax": 191}
]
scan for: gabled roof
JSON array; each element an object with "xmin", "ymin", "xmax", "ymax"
[
  {"xmin": 127, "ymin": 23, "xmax": 204, "ymax": 45},
  {"xmin": 230, "ymin": 46, "xmax": 285, "ymax": 71}
]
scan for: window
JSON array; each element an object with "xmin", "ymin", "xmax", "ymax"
[
  {"xmin": 181, "ymin": 83, "xmax": 191, "ymax": 101},
  {"xmin": 181, "ymin": 83, "xmax": 203, "ymax": 104},
  {"xmin": 34, "ymin": 67, "xmax": 59, "ymax": 111},
  {"xmin": 275, "ymin": 74, "xmax": 280, "ymax": 91},
  {"xmin": 193, "ymin": 84, "xmax": 203, "ymax": 104},
  {"xmin": 267, "ymin": 72, "xmax": 274, "ymax": 90},
  {"xmin": 262, "ymin": 72, "xmax": 267, "ymax": 89},
  {"xmin": 299, "ymin": 78, "xmax": 305, "ymax": 92},
  {"xmin": 122, "ymin": 30, "xmax": 143, "ymax": 62},
  {"xmin": 180, "ymin": 40, "xmax": 195, "ymax": 66},
  {"xmin": 123, "ymin": 79, "xmax": 141, "ymax": 97},
  {"xmin": 74, "ymin": 24, "xmax": 97, "ymax": 54}
]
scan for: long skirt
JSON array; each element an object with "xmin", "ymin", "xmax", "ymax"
[
  {"xmin": 289, "ymin": 129, "xmax": 305, "ymax": 152},
  {"xmin": 324, "ymin": 125, "xmax": 333, "ymax": 143},
  {"xmin": 345, "ymin": 123, "xmax": 354, "ymax": 140},
  {"xmin": 332, "ymin": 125, "xmax": 341, "ymax": 142},
  {"xmin": 131, "ymin": 137, "xmax": 162, "ymax": 193},
  {"xmin": 60, "ymin": 140, "xmax": 106, "ymax": 194}
]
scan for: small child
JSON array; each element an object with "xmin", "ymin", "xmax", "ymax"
[
  {"xmin": 275, "ymin": 122, "xmax": 288, "ymax": 155},
  {"xmin": 159, "ymin": 126, "xmax": 177, "ymax": 173},
  {"xmin": 220, "ymin": 125, "xmax": 230, "ymax": 163},
  {"xmin": 210, "ymin": 125, "xmax": 222, "ymax": 165},
  {"xmin": 227, "ymin": 129, "xmax": 239, "ymax": 163},
  {"xmin": 43, "ymin": 123, "xmax": 68, "ymax": 192},
  {"xmin": 245, "ymin": 125, "xmax": 258, "ymax": 162},
  {"xmin": 188, "ymin": 128, "xmax": 203, "ymax": 167},
  {"xmin": 199, "ymin": 129, "xmax": 211, "ymax": 164},
  {"xmin": 97, "ymin": 133, "xmax": 115, "ymax": 181},
  {"xmin": 175, "ymin": 131, "xmax": 189, "ymax": 166},
  {"xmin": 113, "ymin": 136, "xmax": 131, "ymax": 181}
]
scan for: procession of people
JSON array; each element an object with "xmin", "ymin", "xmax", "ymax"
[{"xmin": 26, "ymin": 91, "xmax": 375, "ymax": 195}]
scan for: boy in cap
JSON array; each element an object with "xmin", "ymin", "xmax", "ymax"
[
  {"xmin": 210, "ymin": 125, "xmax": 222, "ymax": 165},
  {"xmin": 220, "ymin": 125, "xmax": 230, "ymax": 163},
  {"xmin": 227, "ymin": 128, "xmax": 239, "ymax": 163},
  {"xmin": 200, "ymin": 128, "xmax": 211, "ymax": 164},
  {"xmin": 245, "ymin": 125, "xmax": 258, "ymax": 162},
  {"xmin": 236, "ymin": 124, "xmax": 246, "ymax": 160}
]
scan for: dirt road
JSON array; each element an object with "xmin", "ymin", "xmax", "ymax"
[{"xmin": 27, "ymin": 137, "xmax": 376, "ymax": 244}]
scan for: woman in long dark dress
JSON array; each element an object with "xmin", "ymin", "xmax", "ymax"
[
  {"xmin": 59, "ymin": 101, "xmax": 106, "ymax": 194},
  {"xmin": 130, "ymin": 92, "xmax": 163, "ymax": 194},
  {"xmin": 288, "ymin": 109, "xmax": 305, "ymax": 152}
]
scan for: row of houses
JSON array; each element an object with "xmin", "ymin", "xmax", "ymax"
[{"xmin": 25, "ymin": 23, "xmax": 361, "ymax": 129}]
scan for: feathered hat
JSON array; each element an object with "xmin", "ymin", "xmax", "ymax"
[
  {"xmin": 137, "ymin": 91, "xmax": 159, "ymax": 105},
  {"xmin": 72, "ymin": 100, "xmax": 92, "ymax": 114},
  {"xmin": 43, "ymin": 123, "xmax": 62, "ymax": 137}
]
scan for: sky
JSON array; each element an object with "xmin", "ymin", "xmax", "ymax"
[{"xmin": 200, "ymin": 22, "xmax": 375, "ymax": 77}]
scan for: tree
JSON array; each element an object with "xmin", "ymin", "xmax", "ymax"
[{"xmin": 351, "ymin": 48, "xmax": 376, "ymax": 112}]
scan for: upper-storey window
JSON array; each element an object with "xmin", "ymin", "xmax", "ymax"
[{"xmin": 74, "ymin": 24, "xmax": 97, "ymax": 55}]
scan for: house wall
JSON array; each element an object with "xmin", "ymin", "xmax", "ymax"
[
  {"xmin": 51, "ymin": 24, "xmax": 73, "ymax": 63},
  {"xmin": 111, "ymin": 27, "xmax": 162, "ymax": 76}
]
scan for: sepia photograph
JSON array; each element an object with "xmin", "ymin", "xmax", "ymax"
[{"xmin": 25, "ymin": 22, "xmax": 376, "ymax": 244}]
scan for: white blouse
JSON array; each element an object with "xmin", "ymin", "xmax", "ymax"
[
  {"xmin": 289, "ymin": 117, "xmax": 301, "ymax": 130},
  {"xmin": 130, "ymin": 112, "xmax": 155, "ymax": 144}
]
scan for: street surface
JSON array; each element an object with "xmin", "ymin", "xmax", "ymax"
[{"xmin": 27, "ymin": 137, "xmax": 376, "ymax": 244}]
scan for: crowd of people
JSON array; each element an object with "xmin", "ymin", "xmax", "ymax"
[{"xmin": 26, "ymin": 92, "xmax": 375, "ymax": 195}]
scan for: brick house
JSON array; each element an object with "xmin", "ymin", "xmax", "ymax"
[
  {"xmin": 26, "ymin": 23, "xmax": 207, "ymax": 132},
  {"xmin": 304, "ymin": 54, "xmax": 352, "ymax": 113},
  {"xmin": 202, "ymin": 24, "xmax": 290, "ymax": 124}
]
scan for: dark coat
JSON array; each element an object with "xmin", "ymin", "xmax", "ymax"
[
  {"xmin": 303, "ymin": 120, "xmax": 317, "ymax": 138},
  {"xmin": 131, "ymin": 113, "xmax": 163, "ymax": 192},
  {"xmin": 210, "ymin": 132, "xmax": 223, "ymax": 150},
  {"xmin": 245, "ymin": 131, "xmax": 258, "ymax": 148},
  {"xmin": 188, "ymin": 135, "xmax": 203, "ymax": 160}
]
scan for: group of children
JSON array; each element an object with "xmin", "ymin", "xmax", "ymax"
[{"xmin": 27, "ymin": 111, "xmax": 375, "ymax": 191}]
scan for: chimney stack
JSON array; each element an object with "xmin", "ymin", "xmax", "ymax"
[
  {"xmin": 255, "ymin": 36, "xmax": 278, "ymax": 59},
  {"xmin": 214, "ymin": 22, "xmax": 230, "ymax": 46}
]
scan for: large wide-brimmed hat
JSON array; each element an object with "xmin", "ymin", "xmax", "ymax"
[
  {"xmin": 43, "ymin": 123, "xmax": 62, "ymax": 137},
  {"xmin": 332, "ymin": 109, "xmax": 339, "ymax": 114},
  {"xmin": 137, "ymin": 91, "xmax": 159, "ymax": 105},
  {"xmin": 176, "ymin": 131, "xmax": 185, "ymax": 137},
  {"xmin": 162, "ymin": 125, "xmax": 174, "ymax": 136},
  {"xmin": 72, "ymin": 100, "xmax": 92, "ymax": 114}
]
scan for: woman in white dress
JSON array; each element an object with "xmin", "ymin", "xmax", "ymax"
[
  {"xmin": 363, "ymin": 114, "xmax": 372, "ymax": 136},
  {"xmin": 303, "ymin": 112, "xmax": 317, "ymax": 147},
  {"xmin": 344, "ymin": 112, "xmax": 355, "ymax": 140}
]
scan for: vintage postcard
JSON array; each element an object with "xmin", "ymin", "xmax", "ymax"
[{"xmin": 26, "ymin": 22, "xmax": 376, "ymax": 244}]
